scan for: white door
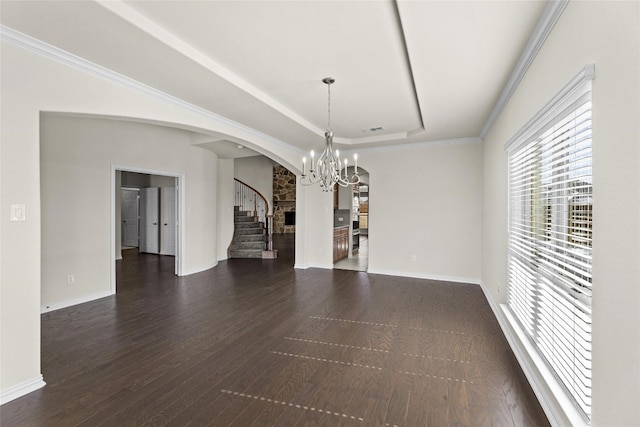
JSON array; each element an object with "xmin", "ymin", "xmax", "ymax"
[
  {"xmin": 160, "ymin": 186, "xmax": 176, "ymax": 256},
  {"xmin": 139, "ymin": 187, "xmax": 160, "ymax": 254},
  {"xmin": 121, "ymin": 189, "xmax": 139, "ymax": 247}
]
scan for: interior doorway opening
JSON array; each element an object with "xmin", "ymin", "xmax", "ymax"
[
  {"xmin": 112, "ymin": 167, "xmax": 183, "ymax": 293},
  {"xmin": 333, "ymin": 167, "xmax": 369, "ymax": 272}
]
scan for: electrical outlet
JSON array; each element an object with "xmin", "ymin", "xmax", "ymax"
[
  {"xmin": 411, "ymin": 255, "xmax": 416, "ymax": 262},
  {"xmin": 67, "ymin": 274, "xmax": 75, "ymax": 285}
]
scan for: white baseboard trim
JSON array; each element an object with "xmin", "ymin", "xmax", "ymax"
[
  {"xmin": 0, "ymin": 375, "xmax": 46, "ymax": 405},
  {"xmin": 478, "ymin": 281, "xmax": 588, "ymax": 427},
  {"xmin": 180, "ymin": 260, "xmax": 218, "ymax": 277},
  {"xmin": 367, "ymin": 268, "xmax": 480, "ymax": 285},
  {"xmin": 294, "ymin": 263, "xmax": 334, "ymax": 270},
  {"xmin": 41, "ymin": 290, "xmax": 114, "ymax": 313}
]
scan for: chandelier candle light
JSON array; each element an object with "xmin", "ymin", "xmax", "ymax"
[{"xmin": 300, "ymin": 77, "xmax": 359, "ymax": 192}]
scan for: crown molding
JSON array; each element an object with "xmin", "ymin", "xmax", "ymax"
[
  {"xmin": 0, "ymin": 24, "xmax": 306, "ymax": 156},
  {"xmin": 480, "ymin": 0, "xmax": 569, "ymax": 139}
]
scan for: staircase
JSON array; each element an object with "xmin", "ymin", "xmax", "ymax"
[
  {"xmin": 229, "ymin": 178, "xmax": 277, "ymax": 259},
  {"xmin": 229, "ymin": 207, "xmax": 267, "ymax": 258}
]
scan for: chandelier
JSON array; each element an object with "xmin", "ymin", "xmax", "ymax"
[{"xmin": 300, "ymin": 77, "xmax": 359, "ymax": 192}]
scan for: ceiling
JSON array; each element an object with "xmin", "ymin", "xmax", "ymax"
[{"xmin": 1, "ymin": 0, "xmax": 548, "ymax": 158}]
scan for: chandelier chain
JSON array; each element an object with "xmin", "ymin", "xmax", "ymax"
[{"xmin": 327, "ymin": 81, "xmax": 331, "ymax": 131}]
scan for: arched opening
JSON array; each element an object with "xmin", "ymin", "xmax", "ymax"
[
  {"xmin": 333, "ymin": 166, "xmax": 369, "ymax": 272},
  {"xmin": 231, "ymin": 158, "xmax": 297, "ymax": 265},
  {"xmin": 38, "ymin": 112, "xmax": 305, "ymax": 310}
]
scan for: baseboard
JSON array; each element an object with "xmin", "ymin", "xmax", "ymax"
[
  {"xmin": 367, "ymin": 268, "xmax": 480, "ymax": 285},
  {"xmin": 41, "ymin": 290, "xmax": 114, "ymax": 313},
  {"xmin": 478, "ymin": 281, "xmax": 587, "ymax": 427},
  {"xmin": 315, "ymin": 263, "xmax": 334, "ymax": 270},
  {"xmin": 293, "ymin": 265, "xmax": 480, "ymax": 284},
  {"xmin": 0, "ymin": 375, "xmax": 46, "ymax": 405},
  {"xmin": 294, "ymin": 263, "xmax": 335, "ymax": 270},
  {"xmin": 180, "ymin": 260, "xmax": 218, "ymax": 277}
]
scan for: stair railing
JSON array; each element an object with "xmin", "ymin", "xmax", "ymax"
[{"xmin": 234, "ymin": 179, "xmax": 271, "ymax": 250}]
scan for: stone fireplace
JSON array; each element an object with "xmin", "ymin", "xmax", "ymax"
[{"xmin": 273, "ymin": 165, "xmax": 296, "ymax": 233}]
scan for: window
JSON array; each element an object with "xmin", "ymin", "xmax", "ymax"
[{"xmin": 506, "ymin": 65, "xmax": 594, "ymax": 420}]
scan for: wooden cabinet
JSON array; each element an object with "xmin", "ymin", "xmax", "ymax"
[{"xmin": 333, "ymin": 226, "xmax": 349, "ymax": 262}]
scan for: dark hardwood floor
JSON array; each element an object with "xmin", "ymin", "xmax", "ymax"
[{"xmin": 1, "ymin": 234, "xmax": 549, "ymax": 426}]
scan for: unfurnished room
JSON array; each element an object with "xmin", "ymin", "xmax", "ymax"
[{"xmin": 1, "ymin": 1, "xmax": 639, "ymax": 426}]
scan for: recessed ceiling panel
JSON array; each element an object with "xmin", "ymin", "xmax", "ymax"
[
  {"xmin": 397, "ymin": 0, "xmax": 546, "ymax": 140},
  {"xmin": 122, "ymin": 0, "xmax": 423, "ymax": 140}
]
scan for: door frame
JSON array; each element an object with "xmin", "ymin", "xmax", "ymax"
[{"xmin": 110, "ymin": 164, "xmax": 184, "ymax": 293}]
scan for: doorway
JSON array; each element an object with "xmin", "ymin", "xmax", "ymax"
[
  {"xmin": 333, "ymin": 169, "xmax": 369, "ymax": 272},
  {"xmin": 112, "ymin": 166, "xmax": 183, "ymax": 293}
]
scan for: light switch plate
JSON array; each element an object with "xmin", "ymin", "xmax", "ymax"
[{"xmin": 10, "ymin": 204, "xmax": 26, "ymax": 222}]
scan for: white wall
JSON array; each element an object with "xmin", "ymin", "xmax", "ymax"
[
  {"xmin": 481, "ymin": 2, "xmax": 640, "ymax": 426},
  {"xmin": 295, "ymin": 181, "xmax": 334, "ymax": 270},
  {"xmin": 217, "ymin": 158, "xmax": 235, "ymax": 261},
  {"xmin": 40, "ymin": 115, "xmax": 218, "ymax": 311},
  {"xmin": 234, "ymin": 156, "xmax": 274, "ymax": 214},
  {"xmin": 365, "ymin": 142, "xmax": 483, "ymax": 284}
]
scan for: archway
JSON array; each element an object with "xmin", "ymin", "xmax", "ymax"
[{"xmin": 333, "ymin": 166, "xmax": 369, "ymax": 272}]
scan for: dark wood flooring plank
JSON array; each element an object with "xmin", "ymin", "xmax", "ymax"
[
  {"xmin": 292, "ymin": 407, "xmax": 324, "ymax": 427},
  {"xmin": 424, "ymin": 369, "xmax": 451, "ymax": 426},
  {"xmin": 383, "ymin": 384, "xmax": 411, "ymax": 427}
]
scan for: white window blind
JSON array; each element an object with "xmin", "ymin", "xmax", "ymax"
[{"xmin": 506, "ymin": 65, "xmax": 594, "ymax": 420}]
